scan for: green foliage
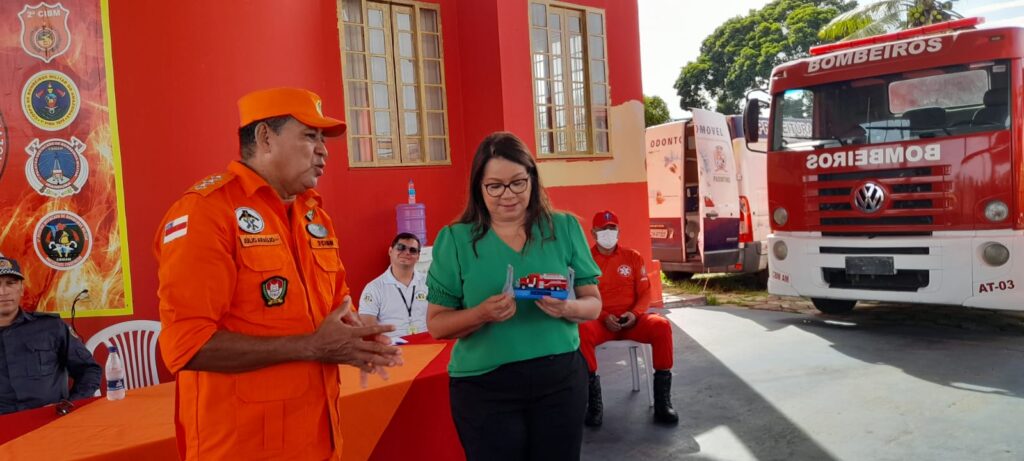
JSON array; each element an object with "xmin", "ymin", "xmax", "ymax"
[
  {"xmin": 674, "ymin": 0, "xmax": 853, "ymax": 114},
  {"xmin": 818, "ymin": 0, "xmax": 961, "ymax": 41},
  {"xmin": 644, "ymin": 95, "xmax": 672, "ymax": 127}
]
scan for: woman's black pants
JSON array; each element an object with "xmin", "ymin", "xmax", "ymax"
[{"xmin": 449, "ymin": 350, "xmax": 589, "ymax": 461}]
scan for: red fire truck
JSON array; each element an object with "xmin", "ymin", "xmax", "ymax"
[{"xmin": 744, "ymin": 18, "xmax": 1022, "ymax": 313}]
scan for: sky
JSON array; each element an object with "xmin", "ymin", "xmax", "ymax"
[{"xmin": 638, "ymin": 0, "xmax": 1024, "ymax": 120}]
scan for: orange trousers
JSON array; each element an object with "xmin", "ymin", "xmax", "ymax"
[{"xmin": 578, "ymin": 314, "xmax": 674, "ymax": 372}]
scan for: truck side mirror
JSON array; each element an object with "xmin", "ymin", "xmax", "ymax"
[
  {"xmin": 744, "ymin": 99, "xmax": 761, "ymax": 144},
  {"xmin": 743, "ymin": 98, "xmax": 768, "ymax": 153}
]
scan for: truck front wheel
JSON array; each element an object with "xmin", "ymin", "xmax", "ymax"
[{"xmin": 811, "ymin": 298, "xmax": 856, "ymax": 314}]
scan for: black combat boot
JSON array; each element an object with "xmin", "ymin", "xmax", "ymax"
[
  {"xmin": 584, "ymin": 373, "xmax": 603, "ymax": 427},
  {"xmin": 653, "ymin": 370, "xmax": 679, "ymax": 425}
]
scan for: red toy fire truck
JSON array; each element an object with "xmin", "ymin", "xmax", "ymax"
[{"xmin": 514, "ymin": 273, "xmax": 569, "ymax": 300}]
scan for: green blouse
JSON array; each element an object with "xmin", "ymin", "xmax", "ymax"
[{"xmin": 426, "ymin": 212, "xmax": 601, "ymax": 377}]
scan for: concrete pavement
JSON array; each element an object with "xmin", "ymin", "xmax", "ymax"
[{"xmin": 581, "ymin": 305, "xmax": 1024, "ymax": 461}]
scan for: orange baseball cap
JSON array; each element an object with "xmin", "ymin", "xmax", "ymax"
[{"xmin": 238, "ymin": 87, "xmax": 347, "ymax": 137}]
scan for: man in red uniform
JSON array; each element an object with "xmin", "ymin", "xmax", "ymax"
[
  {"xmin": 155, "ymin": 87, "xmax": 403, "ymax": 460},
  {"xmin": 579, "ymin": 210, "xmax": 678, "ymax": 426}
]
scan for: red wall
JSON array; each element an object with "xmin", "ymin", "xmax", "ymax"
[
  {"xmin": 81, "ymin": 0, "xmax": 473, "ymax": 339},
  {"xmin": 547, "ymin": 182, "xmax": 654, "ymax": 284},
  {"xmin": 75, "ymin": 0, "xmax": 644, "ymax": 340}
]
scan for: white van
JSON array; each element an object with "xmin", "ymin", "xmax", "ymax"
[{"xmin": 646, "ymin": 109, "xmax": 768, "ymax": 280}]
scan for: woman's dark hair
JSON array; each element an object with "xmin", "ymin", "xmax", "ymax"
[{"xmin": 458, "ymin": 131, "xmax": 555, "ymax": 254}]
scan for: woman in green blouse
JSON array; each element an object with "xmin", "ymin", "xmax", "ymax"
[{"xmin": 426, "ymin": 132, "xmax": 603, "ymax": 461}]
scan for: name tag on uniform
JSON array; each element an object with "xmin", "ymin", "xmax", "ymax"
[
  {"xmin": 310, "ymin": 238, "xmax": 338, "ymax": 249},
  {"xmin": 240, "ymin": 234, "xmax": 282, "ymax": 247}
]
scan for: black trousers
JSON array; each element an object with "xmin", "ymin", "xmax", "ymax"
[{"xmin": 449, "ymin": 349, "xmax": 589, "ymax": 461}]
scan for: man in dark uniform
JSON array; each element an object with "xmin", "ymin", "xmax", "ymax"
[{"xmin": 0, "ymin": 255, "xmax": 101, "ymax": 414}]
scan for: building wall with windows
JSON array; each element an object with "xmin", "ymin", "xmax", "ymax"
[{"xmin": 69, "ymin": 0, "xmax": 650, "ymax": 340}]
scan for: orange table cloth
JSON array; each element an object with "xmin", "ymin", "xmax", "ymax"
[
  {"xmin": 0, "ymin": 339, "xmax": 463, "ymax": 461},
  {"xmin": 0, "ymin": 383, "xmax": 177, "ymax": 461},
  {"xmin": 337, "ymin": 336, "xmax": 464, "ymax": 461}
]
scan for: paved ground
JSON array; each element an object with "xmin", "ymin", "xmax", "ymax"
[{"xmin": 581, "ymin": 303, "xmax": 1024, "ymax": 461}]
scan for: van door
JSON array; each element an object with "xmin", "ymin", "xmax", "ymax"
[
  {"xmin": 691, "ymin": 109, "xmax": 740, "ymax": 267},
  {"xmin": 645, "ymin": 121, "xmax": 686, "ymax": 267}
]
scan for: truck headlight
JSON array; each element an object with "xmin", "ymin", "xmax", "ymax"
[
  {"xmin": 982, "ymin": 242, "xmax": 1009, "ymax": 266},
  {"xmin": 984, "ymin": 200, "xmax": 1008, "ymax": 222},
  {"xmin": 772, "ymin": 240, "xmax": 788, "ymax": 260},
  {"xmin": 773, "ymin": 207, "xmax": 789, "ymax": 226}
]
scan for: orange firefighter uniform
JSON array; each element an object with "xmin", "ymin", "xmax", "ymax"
[
  {"xmin": 579, "ymin": 244, "xmax": 674, "ymax": 372},
  {"xmin": 155, "ymin": 160, "xmax": 349, "ymax": 460}
]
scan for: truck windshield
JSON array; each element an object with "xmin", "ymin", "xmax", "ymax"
[{"xmin": 771, "ymin": 59, "xmax": 1011, "ymax": 151}]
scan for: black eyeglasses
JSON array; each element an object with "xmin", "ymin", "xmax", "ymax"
[
  {"xmin": 394, "ymin": 243, "xmax": 420, "ymax": 254},
  {"xmin": 483, "ymin": 178, "xmax": 530, "ymax": 197}
]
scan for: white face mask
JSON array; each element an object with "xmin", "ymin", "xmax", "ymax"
[{"xmin": 596, "ymin": 229, "xmax": 619, "ymax": 249}]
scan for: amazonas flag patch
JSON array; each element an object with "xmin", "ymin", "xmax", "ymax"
[{"xmin": 163, "ymin": 215, "xmax": 189, "ymax": 244}]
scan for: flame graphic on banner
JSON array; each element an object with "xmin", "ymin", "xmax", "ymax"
[{"xmin": 0, "ymin": 0, "xmax": 130, "ymax": 316}]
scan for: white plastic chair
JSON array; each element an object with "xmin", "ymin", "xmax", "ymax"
[
  {"xmin": 84, "ymin": 320, "xmax": 162, "ymax": 396},
  {"xmin": 596, "ymin": 340, "xmax": 654, "ymax": 407}
]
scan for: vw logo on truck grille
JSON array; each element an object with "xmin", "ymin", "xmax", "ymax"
[{"xmin": 853, "ymin": 182, "xmax": 886, "ymax": 213}]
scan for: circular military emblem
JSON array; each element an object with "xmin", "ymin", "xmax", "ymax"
[
  {"xmin": 22, "ymin": 70, "xmax": 80, "ymax": 131},
  {"xmin": 235, "ymin": 207, "xmax": 265, "ymax": 234},
  {"xmin": 33, "ymin": 211, "xmax": 92, "ymax": 270},
  {"xmin": 25, "ymin": 137, "xmax": 89, "ymax": 198},
  {"xmin": 306, "ymin": 223, "xmax": 328, "ymax": 238},
  {"xmin": 617, "ymin": 264, "xmax": 632, "ymax": 277}
]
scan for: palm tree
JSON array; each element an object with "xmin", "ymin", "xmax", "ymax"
[{"xmin": 818, "ymin": 0, "xmax": 962, "ymax": 41}]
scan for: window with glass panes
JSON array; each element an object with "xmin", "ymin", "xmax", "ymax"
[
  {"xmin": 340, "ymin": 0, "xmax": 449, "ymax": 167},
  {"xmin": 529, "ymin": 3, "xmax": 609, "ymax": 156}
]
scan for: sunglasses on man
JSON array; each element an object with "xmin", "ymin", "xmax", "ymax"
[{"xmin": 394, "ymin": 243, "xmax": 420, "ymax": 254}]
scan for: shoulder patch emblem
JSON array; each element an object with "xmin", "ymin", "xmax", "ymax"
[
  {"xmin": 235, "ymin": 207, "xmax": 264, "ymax": 234},
  {"xmin": 261, "ymin": 276, "xmax": 288, "ymax": 307},
  {"xmin": 163, "ymin": 215, "xmax": 189, "ymax": 244}
]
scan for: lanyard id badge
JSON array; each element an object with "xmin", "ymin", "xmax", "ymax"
[{"xmin": 396, "ymin": 285, "xmax": 417, "ymax": 335}]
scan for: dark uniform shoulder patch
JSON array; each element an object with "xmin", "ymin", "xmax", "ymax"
[{"xmin": 186, "ymin": 172, "xmax": 236, "ymax": 196}]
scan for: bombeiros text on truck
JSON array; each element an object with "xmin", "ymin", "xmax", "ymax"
[{"xmin": 743, "ymin": 17, "xmax": 1022, "ymax": 313}]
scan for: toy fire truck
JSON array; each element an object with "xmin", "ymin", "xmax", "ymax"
[{"xmin": 514, "ymin": 273, "xmax": 569, "ymax": 300}]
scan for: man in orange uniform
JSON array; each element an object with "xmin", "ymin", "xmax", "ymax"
[
  {"xmin": 579, "ymin": 210, "xmax": 678, "ymax": 427},
  {"xmin": 154, "ymin": 87, "xmax": 403, "ymax": 460}
]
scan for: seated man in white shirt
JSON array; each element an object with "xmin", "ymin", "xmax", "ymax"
[{"xmin": 359, "ymin": 233, "xmax": 429, "ymax": 338}]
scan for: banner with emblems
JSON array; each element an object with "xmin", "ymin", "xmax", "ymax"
[{"xmin": 0, "ymin": 1, "xmax": 131, "ymax": 317}]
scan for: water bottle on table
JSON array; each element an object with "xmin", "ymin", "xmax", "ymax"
[{"xmin": 106, "ymin": 345, "xmax": 126, "ymax": 400}]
